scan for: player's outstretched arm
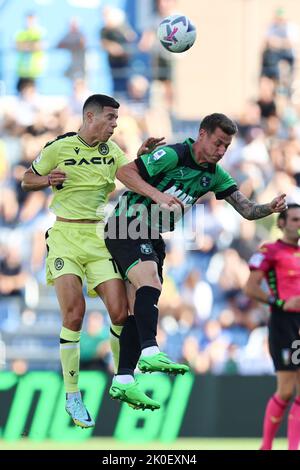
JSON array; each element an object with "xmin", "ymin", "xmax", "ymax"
[
  {"xmin": 116, "ymin": 161, "xmax": 183, "ymax": 208},
  {"xmin": 225, "ymin": 190, "xmax": 287, "ymax": 220}
]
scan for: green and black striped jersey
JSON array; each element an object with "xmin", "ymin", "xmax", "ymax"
[
  {"xmin": 115, "ymin": 138, "xmax": 237, "ymax": 232},
  {"xmin": 31, "ymin": 132, "xmax": 128, "ymax": 220}
]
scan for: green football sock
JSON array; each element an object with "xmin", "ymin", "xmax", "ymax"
[
  {"xmin": 60, "ymin": 326, "xmax": 81, "ymax": 393},
  {"xmin": 110, "ymin": 324, "xmax": 123, "ymax": 374}
]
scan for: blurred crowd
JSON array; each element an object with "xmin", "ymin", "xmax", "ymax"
[{"xmin": 1, "ymin": 2, "xmax": 300, "ymax": 376}]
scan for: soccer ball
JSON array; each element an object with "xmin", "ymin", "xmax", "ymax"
[{"xmin": 157, "ymin": 14, "xmax": 197, "ymax": 53}]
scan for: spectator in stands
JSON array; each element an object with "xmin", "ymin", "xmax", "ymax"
[
  {"xmin": 8, "ymin": 78, "xmax": 42, "ymax": 131},
  {"xmin": 181, "ymin": 270, "xmax": 213, "ymax": 323},
  {"xmin": 257, "ymin": 77, "xmax": 277, "ymax": 120},
  {"xmin": 15, "ymin": 12, "xmax": 46, "ymax": 90},
  {"xmin": 66, "ymin": 78, "xmax": 91, "ymax": 117},
  {"xmin": 57, "ymin": 18, "xmax": 86, "ymax": 82},
  {"xmin": 0, "ymin": 244, "xmax": 28, "ymax": 298},
  {"xmin": 138, "ymin": 0, "xmax": 177, "ymax": 109},
  {"xmin": 100, "ymin": 6, "xmax": 137, "ymax": 98},
  {"xmin": 126, "ymin": 74, "xmax": 150, "ymax": 136},
  {"xmin": 261, "ymin": 7, "xmax": 299, "ymax": 94}
]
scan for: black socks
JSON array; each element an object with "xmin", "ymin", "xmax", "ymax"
[
  {"xmin": 117, "ymin": 316, "xmax": 141, "ymax": 375},
  {"xmin": 117, "ymin": 286, "xmax": 161, "ymax": 375},
  {"xmin": 134, "ymin": 286, "xmax": 161, "ymax": 349}
]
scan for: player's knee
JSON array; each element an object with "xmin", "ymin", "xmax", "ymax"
[
  {"xmin": 277, "ymin": 389, "xmax": 294, "ymax": 402},
  {"xmin": 64, "ymin": 317, "xmax": 83, "ymax": 331},
  {"xmin": 107, "ymin": 300, "xmax": 128, "ymax": 326},
  {"xmin": 135, "ymin": 272, "xmax": 161, "ymax": 290},
  {"xmin": 141, "ymin": 279, "xmax": 162, "ymax": 291},
  {"xmin": 63, "ymin": 307, "xmax": 85, "ymax": 331}
]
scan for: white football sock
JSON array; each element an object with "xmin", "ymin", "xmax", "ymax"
[
  {"xmin": 141, "ymin": 346, "xmax": 160, "ymax": 357},
  {"xmin": 115, "ymin": 374, "xmax": 135, "ymax": 384}
]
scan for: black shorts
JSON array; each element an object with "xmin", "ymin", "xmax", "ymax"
[
  {"xmin": 268, "ymin": 307, "xmax": 300, "ymax": 371},
  {"xmin": 105, "ymin": 228, "xmax": 166, "ymax": 283}
]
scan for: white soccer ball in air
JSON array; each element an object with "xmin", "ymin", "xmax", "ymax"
[{"xmin": 157, "ymin": 14, "xmax": 197, "ymax": 53}]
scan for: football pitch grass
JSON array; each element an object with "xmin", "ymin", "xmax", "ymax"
[{"xmin": 0, "ymin": 437, "xmax": 287, "ymax": 450}]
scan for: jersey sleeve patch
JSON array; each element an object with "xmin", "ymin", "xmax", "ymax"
[
  {"xmin": 248, "ymin": 252, "xmax": 266, "ymax": 268},
  {"xmin": 150, "ymin": 149, "xmax": 166, "ymax": 161},
  {"xmin": 33, "ymin": 153, "xmax": 42, "ymax": 165}
]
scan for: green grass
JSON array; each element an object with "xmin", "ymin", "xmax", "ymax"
[{"xmin": 0, "ymin": 438, "xmax": 287, "ymax": 450}]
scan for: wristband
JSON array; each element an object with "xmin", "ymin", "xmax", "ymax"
[{"xmin": 267, "ymin": 295, "xmax": 285, "ymax": 308}]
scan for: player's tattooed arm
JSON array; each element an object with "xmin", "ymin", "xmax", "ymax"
[{"xmin": 225, "ymin": 190, "xmax": 287, "ymax": 220}]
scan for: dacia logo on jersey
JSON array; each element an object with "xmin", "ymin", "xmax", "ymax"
[
  {"xmin": 200, "ymin": 176, "xmax": 211, "ymax": 187},
  {"xmin": 99, "ymin": 143, "xmax": 109, "ymax": 155},
  {"xmin": 63, "ymin": 157, "xmax": 115, "ymax": 165},
  {"xmin": 140, "ymin": 243, "xmax": 153, "ymax": 255}
]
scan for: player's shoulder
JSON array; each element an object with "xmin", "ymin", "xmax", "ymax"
[
  {"xmin": 248, "ymin": 241, "xmax": 274, "ymax": 268},
  {"xmin": 108, "ymin": 139, "xmax": 123, "ymax": 153},
  {"xmin": 215, "ymin": 162, "xmax": 232, "ymax": 176},
  {"xmin": 158, "ymin": 140, "xmax": 190, "ymax": 164},
  {"xmin": 43, "ymin": 132, "xmax": 78, "ymax": 150},
  {"xmin": 257, "ymin": 240, "xmax": 277, "ymax": 254}
]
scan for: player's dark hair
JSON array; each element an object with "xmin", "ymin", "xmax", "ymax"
[
  {"xmin": 278, "ymin": 203, "xmax": 300, "ymax": 222},
  {"xmin": 200, "ymin": 113, "xmax": 238, "ymax": 135},
  {"xmin": 82, "ymin": 94, "xmax": 120, "ymax": 114}
]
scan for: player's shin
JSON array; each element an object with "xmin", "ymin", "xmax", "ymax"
[
  {"xmin": 116, "ymin": 315, "xmax": 141, "ymax": 380},
  {"xmin": 134, "ymin": 286, "xmax": 190, "ymax": 375},
  {"xmin": 133, "ymin": 286, "xmax": 161, "ymax": 351},
  {"xmin": 261, "ymin": 394, "xmax": 289, "ymax": 450},
  {"xmin": 109, "ymin": 316, "xmax": 160, "ymax": 410},
  {"xmin": 287, "ymin": 396, "xmax": 300, "ymax": 450},
  {"xmin": 60, "ymin": 326, "xmax": 81, "ymax": 393},
  {"xmin": 110, "ymin": 324, "xmax": 123, "ymax": 373}
]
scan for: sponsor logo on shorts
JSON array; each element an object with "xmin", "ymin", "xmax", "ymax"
[
  {"xmin": 140, "ymin": 243, "xmax": 152, "ymax": 255},
  {"xmin": 99, "ymin": 143, "xmax": 109, "ymax": 155},
  {"xmin": 281, "ymin": 348, "xmax": 291, "ymax": 365},
  {"xmin": 54, "ymin": 258, "xmax": 64, "ymax": 270}
]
